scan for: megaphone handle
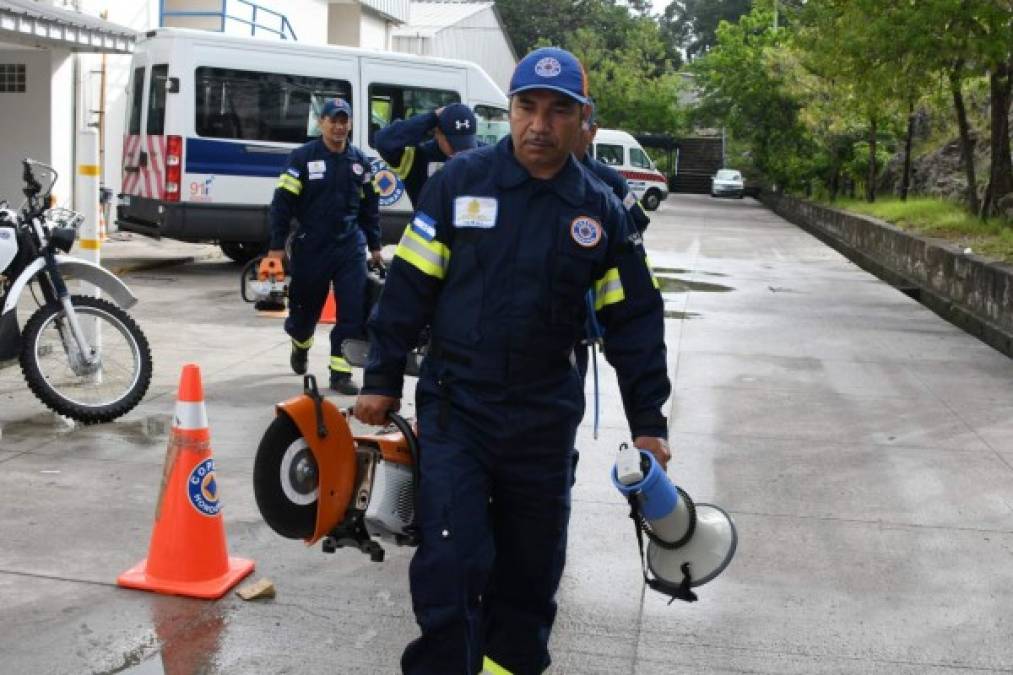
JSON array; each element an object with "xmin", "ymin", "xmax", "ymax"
[{"xmin": 625, "ymin": 494, "xmax": 699, "ymax": 604}]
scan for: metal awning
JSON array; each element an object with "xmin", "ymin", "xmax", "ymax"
[{"xmin": 0, "ymin": 0, "xmax": 136, "ymax": 54}]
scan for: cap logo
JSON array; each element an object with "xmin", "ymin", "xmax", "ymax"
[
  {"xmin": 455, "ymin": 119, "xmax": 470, "ymax": 130},
  {"xmin": 534, "ymin": 57, "xmax": 562, "ymax": 78}
]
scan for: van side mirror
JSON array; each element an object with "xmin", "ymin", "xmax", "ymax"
[{"xmin": 166, "ymin": 77, "xmax": 180, "ymax": 93}]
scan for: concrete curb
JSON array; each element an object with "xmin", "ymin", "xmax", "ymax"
[{"xmin": 761, "ymin": 192, "xmax": 1013, "ymax": 358}]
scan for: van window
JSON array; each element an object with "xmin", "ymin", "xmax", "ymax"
[
  {"xmin": 595, "ymin": 143, "xmax": 624, "ymax": 166},
  {"xmin": 146, "ymin": 64, "xmax": 169, "ymax": 136},
  {"xmin": 474, "ymin": 105, "xmax": 509, "ymax": 145},
  {"xmin": 368, "ymin": 84, "xmax": 460, "ymax": 147},
  {"xmin": 630, "ymin": 147, "xmax": 653, "ymax": 169},
  {"xmin": 195, "ymin": 67, "xmax": 351, "ymax": 143},
  {"xmin": 127, "ymin": 66, "xmax": 145, "ymax": 135}
]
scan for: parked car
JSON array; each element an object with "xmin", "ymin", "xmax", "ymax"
[{"xmin": 711, "ymin": 169, "xmax": 745, "ymax": 198}]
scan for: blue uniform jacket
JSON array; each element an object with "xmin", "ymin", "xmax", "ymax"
[
  {"xmin": 268, "ymin": 139, "xmax": 381, "ymax": 251},
  {"xmin": 363, "ymin": 136, "xmax": 670, "ymax": 439},
  {"xmin": 373, "ymin": 112, "xmax": 449, "ymax": 207},
  {"xmin": 581, "ymin": 154, "xmax": 651, "ymax": 232}
]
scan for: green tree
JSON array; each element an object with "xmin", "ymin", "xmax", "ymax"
[
  {"xmin": 661, "ymin": 0, "xmax": 753, "ymax": 60},
  {"xmin": 692, "ymin": 5, "xmax": 814, "ymax": 189}
]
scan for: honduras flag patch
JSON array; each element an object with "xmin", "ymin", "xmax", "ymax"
[{"xmin": 411, "ymin": 212, "xmax": 437, "ymax": 241}]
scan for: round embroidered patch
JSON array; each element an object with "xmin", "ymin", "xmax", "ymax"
[
  {"xmin": 571, "ymin": 216, "xmax": 602, "ymax": 248},
  {"xmin": 534, "ymin": 57, "xmax": 562, "ymax": 78},
  {"xmin": 351, "ymin": 162, "xmax": 363, "ymax": 176},
  {"xmin": 187, "ymin": 458, "xmax": 220, "ymax": 517},
  {"xmin": 369, "ymin": 158, "xmax": 405, "ymax": 207}
]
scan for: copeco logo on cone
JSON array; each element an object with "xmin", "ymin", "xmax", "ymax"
[{"xmin": 188, "ymin": 458, "xmax": 221, "ymax": 516}]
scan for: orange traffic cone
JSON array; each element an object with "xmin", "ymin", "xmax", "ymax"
[
  {"xmin": 117, "ymin": 363, "xmax": 254, "ymax": 599},
  {"xmin": 319, "ymin": 289, "xmax": 338, "ymax": 324}
]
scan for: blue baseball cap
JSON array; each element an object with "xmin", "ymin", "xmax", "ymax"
[
  {"xmin": 508, "ymin": 47, "xmax": 589, "ymax": 104},
  {"xmin": 320, "ymin": 98, "xmax": 352, "ymax": 119},
  {"xmin": 437, "ymin": 103, "xmax": 478, "ymax": 153}
]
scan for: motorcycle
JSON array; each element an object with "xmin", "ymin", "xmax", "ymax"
[{"xmin": 0, "ymin": 159, "xmax": 152, "ymax": 423}]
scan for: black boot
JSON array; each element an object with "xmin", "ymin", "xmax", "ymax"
[
  {"xmin": 329, "ymin": 369, "xmax": 360, "ymax": 395},
  {"xmin": 290, "ymin": 342, "xmax": 309, "ymax": 375}
]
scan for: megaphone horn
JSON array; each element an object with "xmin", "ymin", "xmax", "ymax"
[{"xmin": 612, "ymin": 444, "xmax": 737, "ymax": 603}]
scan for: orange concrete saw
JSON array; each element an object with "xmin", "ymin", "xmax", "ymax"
[{"xmin": 253, "ymin": 375, "xmax": 419, "ymax": 561}]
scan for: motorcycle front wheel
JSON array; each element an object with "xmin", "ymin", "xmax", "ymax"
[{"xmin": 20, "ymin": 294, "xmax": 152, "ymax": 423}]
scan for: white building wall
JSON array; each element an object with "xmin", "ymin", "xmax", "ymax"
[
  {"xmin": 428, "ymin": 8, "xmax": 514, "ymax": 92},
  {"xmin": 359, "ymin": 11, "xmax": 390, "ymax": 50},
  {"xmin": 0, "ymin": 49, "xmax": 52, "ymax": 204},
  {"xmin": 49, "ymin": 50, "xmax": 74, "ymax": 207}
]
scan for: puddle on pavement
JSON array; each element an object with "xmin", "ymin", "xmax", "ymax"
[
  {"xmin": 0, "ymin": 412, "xmax": 170, "ymax": 445},
  {"xmin": 653, "ymin": 267, "xmax": 728, "ymax": 277},
  {"xmin": 119, "ymin": 598, "xmax": 226, "ymax": 675},
  {"xmin": 664, "ymin": 310, "xmax": 701, "ymax": 319},
  {"xmin": 656, "ymin": 275, "xmax": 734, "ymax": 294}
]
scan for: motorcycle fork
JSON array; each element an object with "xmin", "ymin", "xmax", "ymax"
[{"xmin": 41, "ymin": 251, "xmax": 97, "ymax": 373}]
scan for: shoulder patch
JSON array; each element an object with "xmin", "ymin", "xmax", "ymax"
[
  {"xmin": 570, "ymin": 216, "xmax": 602, "ymax": 248},
  {"xmin": 411, "ymin": 212, "xmax": 437, "ymax": 241},
  {"xmin": 623, "ymin": 192, "xmax": 637, "ymax": 210}
]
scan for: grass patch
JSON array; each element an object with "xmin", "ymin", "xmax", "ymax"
[{"xmin": 827, "ymin": 197, "xmax": 1013, "ymax": 263}]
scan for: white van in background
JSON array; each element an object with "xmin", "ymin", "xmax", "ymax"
[
  {"xmin": 591, "ymin": 128, "xmax": 669, "ymax": 211},
  {"xmin": 117, "ymin": 28, "xmax": 509, "ymax": 262}
]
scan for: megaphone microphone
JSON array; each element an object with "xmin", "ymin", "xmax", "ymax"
[{"xmin": 612, "ymin": 443, "xmax": 737, "ymax": 603}]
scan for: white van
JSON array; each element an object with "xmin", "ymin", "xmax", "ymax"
[
  {"xmin": 591, "ymin": 128, "xmax": 669, "ymax": 211},
  {"xmin": 117, "ymin": 28, "xmax": 509, "ymax": 261}
]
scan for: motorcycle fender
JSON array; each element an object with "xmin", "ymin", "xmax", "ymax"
[
  {"xmin": 275, "ymin": 394, "xmax": 358, "ymax": 545},
  {"xmin": 1, "ymin": 256, "xmax": 137, "ymax": 315}
]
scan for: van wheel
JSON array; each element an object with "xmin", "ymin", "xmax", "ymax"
[
  {"xmin": 643, "ymin": 190, "xmax": 662, "ymax": 211},
  {"xmin": 221, "ymin": 241, "xmax": 266, "ymax": 264}
]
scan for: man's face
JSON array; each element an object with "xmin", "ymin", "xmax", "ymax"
[
  {"xmin": 320, "ymin": 113, "xmax": 350, "ymax": 148},
  {"xmin": 573, "ymin": 118, "xmax": 597, "ymax": 160},
  {"xmin": 434, "ymin": 128, "xmax": 457, "ymax": 157},
  {"xmin": 510, "ymin": 90, "xmax": 583, "ymax": 178}
]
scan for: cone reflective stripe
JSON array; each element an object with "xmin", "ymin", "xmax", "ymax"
[{"xmin": 118, "ymin": 363, "xmax": 254, "ymax": 599}]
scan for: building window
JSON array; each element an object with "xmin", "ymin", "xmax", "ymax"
[{"xmin": 0, "ymin": 64, "xmax": 26, "ymax": 93}]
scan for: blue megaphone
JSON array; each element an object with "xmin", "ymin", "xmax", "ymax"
[{"xmin": 612, "ymin": 444, "xmax": 737, "ymax": 600}]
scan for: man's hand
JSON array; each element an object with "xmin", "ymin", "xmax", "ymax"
[
  {"xmin": 266, "ymin": 249, "xmax": 285, "ymax": 260},
  {"xmin": 634, "ymin": 436, "xmax": 671, "ymax": 470},
  {"xmin": 354, "ymin": 394, "xmax": 400, "ymax": 426},
  {"xmin": 369, "ymin": 249, "xmax": 385, "ymax": 267}
]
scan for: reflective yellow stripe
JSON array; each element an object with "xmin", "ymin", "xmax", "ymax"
[
  {"xmin": 291, "ymin": 336, "xmax": 313, "ymax": 349},
  {"xmin": 78, "ymin": 239, "xmax": 101, "ymax": 250},
  {"xmin": 481, "ymin": 656, "xmax": 513, "ymax": 675},
  {"xmin": 277, "ymin": 174, "xmax": 302, "ymax": 195},
  {"xmin": 645, "ymin": 256, "xmax": 660, "ymax": 290},
  {"xmin": 394, "ymin": 225, "xmax": 450, "ymax": 279},
  {"xmin": 78, "ymin": 164, "xmax": 100, "ymax": 176},
  {"xmin": 329, "ymin": 355, "xmax": 351, "ymax": 373},
  {"xmin": 392, "ymin": 146, "xmax": 416, "ymax": 179},
  {"xmin": 594, "ymin": 267, "xmax": 625, "ymax": 311}
]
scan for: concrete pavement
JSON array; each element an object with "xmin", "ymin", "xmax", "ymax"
[{"xmin": 1, "ymin": 195, "xmax": 1012, "ymax": 673}]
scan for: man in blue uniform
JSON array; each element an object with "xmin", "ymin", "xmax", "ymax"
[
  {"xmin": 574, "ymin": 98, "xmax": 650, "ymax": 233},
  {"xmin": 373, "ymin": 103, "xmax": 479, "ymax": 206},
  {"xmin": 267, "ymin": 97, "xmax": 382, "ymax": 394},
  {"xmin": 355, "ymin": 48, "xmax": 671, "ymax": 675}
]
